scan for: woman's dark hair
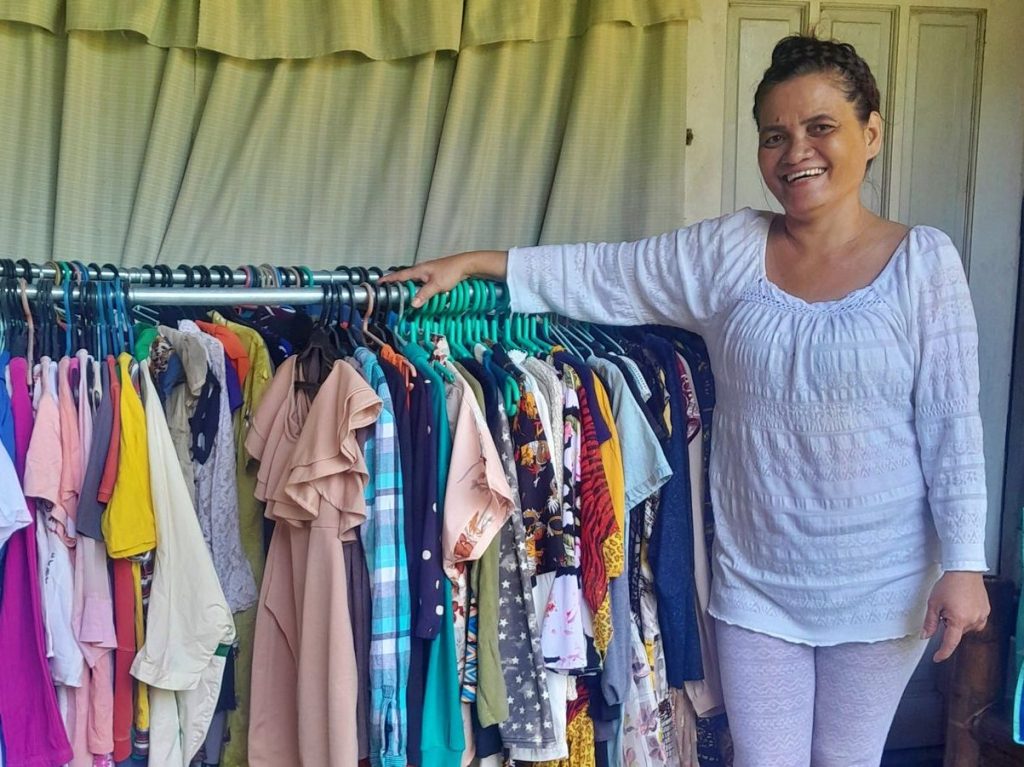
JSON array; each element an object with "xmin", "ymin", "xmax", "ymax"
[{"xmin": 753, "ymin": 35, "xmax": 881, "ymax": 127}]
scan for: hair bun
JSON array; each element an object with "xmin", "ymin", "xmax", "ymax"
[
  {"xmin": 771, "ymin": 36, "xmax": 821, "ymax": 66},
  {"xmin": 754, "ymin": 35, "xmax": 881, "ymax": 126}
]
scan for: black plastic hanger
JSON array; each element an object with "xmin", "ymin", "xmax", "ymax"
[{"xmin": 294, "ymin": 285, "xmax": 341, "ymax": 396}]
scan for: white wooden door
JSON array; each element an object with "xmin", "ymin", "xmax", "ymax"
[{"xmin": 683, "ymin": 0, "xmax": 1024, "ymax": 750}]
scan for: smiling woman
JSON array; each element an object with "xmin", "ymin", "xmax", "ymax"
[
  {"xmin": 383, "ymin": 34, "xmax": 991, "ymax": 767},
  {"xmin": 751, "ymin": 38, "xmax": 913, "ymax": 304},
  {"xmin": 756, "ymin": 74, "xmax": 882, "ymax": 219}
]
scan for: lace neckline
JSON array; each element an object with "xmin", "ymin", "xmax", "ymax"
[{"xmin": 756, "ymin": 213, "xmax": 914, "ymax": 312}]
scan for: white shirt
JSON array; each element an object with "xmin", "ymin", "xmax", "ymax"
[
  {"xmin": 507, "ymin": 207, "xmax": 988, "ymax": 644},
  {"xmin": 132, "ymin": 362, "xmax": 236, "ymax": 766}
]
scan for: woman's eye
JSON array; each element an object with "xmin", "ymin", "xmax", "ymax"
[
  {"xmin": 761, "ymin": 134, "xmax": 783, "ymax": 147},
  {"xmin": 810, "ymin": 123, "xmax": 835, "ymax": 135}
]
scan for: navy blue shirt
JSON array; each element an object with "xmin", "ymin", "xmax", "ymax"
[{"xmin": 644, "ymin": 334, "xmax": 704, "ymax": 685}]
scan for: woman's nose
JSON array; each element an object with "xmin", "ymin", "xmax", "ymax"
[{"xmin": 783, "ymin": 135, "xmax": 814, "ymax": 165}]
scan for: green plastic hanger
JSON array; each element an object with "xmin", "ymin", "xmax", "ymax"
[
  {"xmin": 446, "ymin": 282, "xmax": 471, "ymax": 359},
  {"xmin": 536, "ymin": 314, "xmax": 555, "ymax": 354},
  {"xmin": 471, "ymin": 279, "xmax": 489, "ymax": 347},
  {"xmin": 460, "ymin": 279, "xmax": 478, "ymax": 348},
  {"xmin": 463, "ymin": 279, "xmax": 483, "ymax": 350},
  {"xmin": 524, "ymin": 313, "xmax": 549, "ymax": 355}
]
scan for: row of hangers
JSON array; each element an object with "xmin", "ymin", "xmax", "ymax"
[
  {"xmin": 295, "ymin": 277, "xmax": 413, "ymax": 395},
  {"xmin": 0, "ymin": 260, "xmax": 137, "ymax": 364},
  {"xmin": 401, "ymin": 277, "xmax": 626, "ymax": 357},
  {"xmin": 394, "ymin": 277, "xmax": 631, "ymax": 416},
  {"xmin": 0, "ymin": 260, "xmax": 638, "ymax": 420},
  {"xmin": 27, "ymin": 261, "xmax": 395, "ymax": 290},
  {"xmin": 0, "ymin": 259, "xmax": 400, "ymax": 362}
]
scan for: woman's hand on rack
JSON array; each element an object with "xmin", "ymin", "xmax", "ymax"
[
  {"xmin": 381, "ymin": 250, "xmax": 508, "ymax": 309},
  {"xmin": 920, "ymin": 570, "xmax": 990, "ymax": 662}
]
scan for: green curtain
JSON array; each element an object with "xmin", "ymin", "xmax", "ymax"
[
  {"xmin": 0, "ymin": 4, "xmax": 696, "ymax": 765},
  {"xmin": 0, "ymin": 1, "xmax": 695, "ymax": 269}
]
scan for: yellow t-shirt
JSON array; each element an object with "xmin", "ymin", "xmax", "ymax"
[{"xmin": 102, "ymin": 353, "xmax": 157, "ymax": 558}]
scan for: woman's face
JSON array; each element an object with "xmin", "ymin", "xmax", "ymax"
[{"xmin": 756, "ymin": 73, "xmax": 881, "ymax": 218}]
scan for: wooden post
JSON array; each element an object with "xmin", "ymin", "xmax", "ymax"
[{"xmin": 942, "ymin": 576, "xmax": 1015, "ymax": 767}]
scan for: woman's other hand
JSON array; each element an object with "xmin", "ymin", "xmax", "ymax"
[
  {"xmin": 380, "ymin": 250, "xmax": 508, "ymax": 309},
  {"xmin": 920, "ymin": 571, "xmax": 990, "ymax": 662}
]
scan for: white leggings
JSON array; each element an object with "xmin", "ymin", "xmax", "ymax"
[{"xmin": 715, "ymin": 620, "xmax": 928, "ymax": 767}]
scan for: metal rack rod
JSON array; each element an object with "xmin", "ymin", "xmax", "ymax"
[
  {"xmin": 11, "ymin": 262, "xmax": 397, "ymax": 287},
  {"xmin": 18, "ymin": 282, "xmax": 507, "ymax": 308}
]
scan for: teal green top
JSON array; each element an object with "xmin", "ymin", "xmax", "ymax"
[{"xmin": 403, "ymin": 342, "xmax": 465, "ymax": 765}]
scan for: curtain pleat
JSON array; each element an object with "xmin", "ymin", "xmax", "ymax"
[
  {"xmin": 461, "ymin": 0, "xmax": 697, "ymax": 47},
  {"xmin": 0, "ymin": 0, "xmax": 698, "ymax": 59},
  {"xmin": 0, "ymin": 19, "xmax": 689, "ymax": 269},
  {"xmin": 418, "ymin": 21, "xmax": 689, "ymax": 258}
]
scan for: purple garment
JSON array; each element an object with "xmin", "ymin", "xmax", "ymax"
[
  {"xmin": 0, "ymin": 357, "xmax": 74, "ymax": 767},
  {"xmin": 77, "ymin": 360, "xmax": 113, "ymax": 541},
  {"xmin": 223, "ymin": 350, "xmax": 243, "ymax": 413}
]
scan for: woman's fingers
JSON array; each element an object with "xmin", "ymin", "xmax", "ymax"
[
  {"xmin": 379, "ymin": 263, "xmax": 431, "ymax": 286},
  {"xmin": 922, "ymin": 571, "xmax": 989, "ymax": 662},
  {"xmin": 932, "ymin": 620, "xmax": 964, "ymax": 663},
  {"xmin": 920, "ymin": 601, "xmax": 941, "ymax": 640},
  {"xmin": 380, "ymin": 259, "xmax": 464, "ymax": 308}
]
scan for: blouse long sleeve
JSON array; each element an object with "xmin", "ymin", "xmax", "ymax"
[
  {"xmin": 908, "ymin": 229, "xmax": 988, "ymax": 572},
  {"xmin": 505, "ymin": 208, "xmax": 766, "ymax": 332}
]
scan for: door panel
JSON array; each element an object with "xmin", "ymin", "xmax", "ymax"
[
  {"xmin": 898, "ymin": 10, "xmax": 984, "ymax": 259},
  {"xmin": 819, "ymin": 5, "xmax": 898, "ymax": 214},
  {"xmin": 721, "ymin": 2, "xmax": 807, "ymax": 213}
]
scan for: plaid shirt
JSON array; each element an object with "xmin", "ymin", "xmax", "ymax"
[{"xmin": 354, "ymin": 349, "xmax": 412, "ymax": 767}]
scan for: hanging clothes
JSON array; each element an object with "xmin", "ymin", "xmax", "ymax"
[
  {"xmin": 69, "ymin": 350, "xmax": 117, "ymax": 767},
  {"xmin": 155, "ymin": 325, "xmax": 209, "ymax": 505},
  {"xmin": 0, "ymin": 273, "xmax": 741, "ymax": 767},
  {"xmin": 352, "ymin": 347, "xmax": 413, "ymax": 767},
  {"xmin": 131, "ymin": 361, "xmax": 235, "ymax": 766},
  {"xmin": 247, "ymin": 358, "xmax": 381, "ymax": 767},
  {"xmin": 25, "ymin": 357, "xmax": 84, "ymax": 700},
  {"xmin": 0, "ymin": 356, "xmax": 73, "ymax": 767},
  {"xmin": 209, "ymin": 311, "xmax": 275, "ymax": 767},
  {"xmin": 102, "ymin": 353, "xmax": 157, "ymax": 559},
  {"xmin": 179, "ymin": 320, "xmax": 259, "ymax": 614}
]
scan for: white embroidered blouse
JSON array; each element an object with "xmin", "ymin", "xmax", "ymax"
[{"xmin": 506, "ymin": 207, "xmax": 988, "ymax": 645}]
